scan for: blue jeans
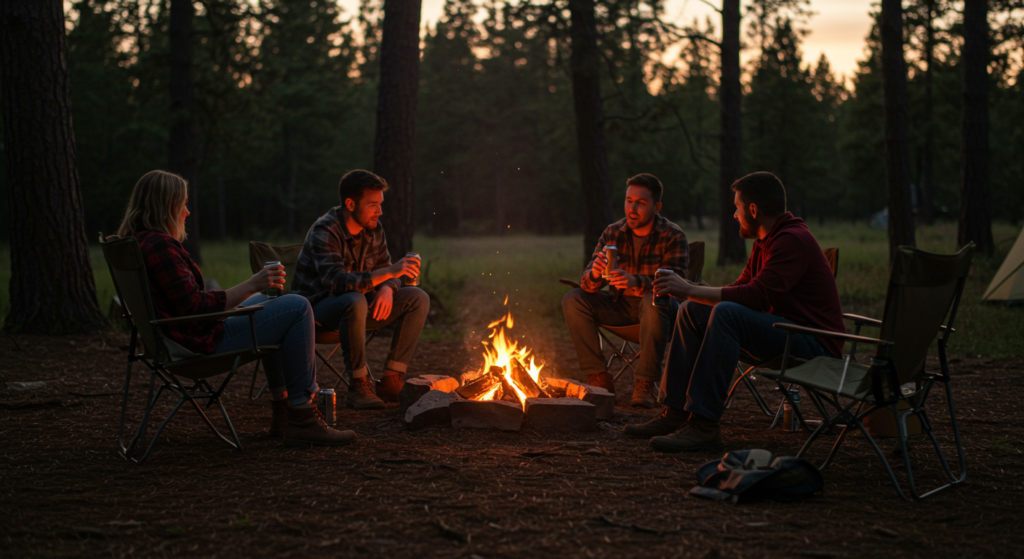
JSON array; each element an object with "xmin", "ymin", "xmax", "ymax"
[
  {"xmin": 312, "ymin": 287, "xmax": 429, "ymax": 379},
  {"xmin": 659, "ymin": 301, "xmax": 826, "ymax": 420},
  {"xmin": 213, "ymin": 294, "xmax": 318, "ymax": 408},
  {"xmin": 562, "ymin": 289, "xmax": 679, "ymax": 382}
]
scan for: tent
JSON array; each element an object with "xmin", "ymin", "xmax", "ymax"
[{"xmin": 982, "ymin": 226, "xmax": 1024, "ymax": 306}]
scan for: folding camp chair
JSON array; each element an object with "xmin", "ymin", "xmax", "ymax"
[
  {"xmin": 725, "ymin": 247, "xmax": 840, "ymax": 427},
  {"xmin": 759, "ymin": 244, "xmax": 973, "ymax": 500},
  {"xmin": 559, "ymin": 241, "xmax": 706, "ymax": 383},
  {"xmin": 100, "ymin": 234, "xmax": 279, "ymax": 464},
  {"xmin": 247, "ymin": 241, "xmax": 377, "ymax": 396}
]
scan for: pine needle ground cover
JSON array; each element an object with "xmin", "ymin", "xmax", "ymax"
[{"xmin": 1, "ymin": 222, "xmax": 1022, "ymax": 557}]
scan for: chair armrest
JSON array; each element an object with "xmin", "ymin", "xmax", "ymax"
[
  {"xmin": 772, "ymin": 322, "xmax": 889, "ymax": 346},
  {"xmin": 152, "ymin": 305, "xmax": 265, "ymax": 325},
  {"xmin": 559, "ymin": 278, "xmax": 582, "ymax": 290},
  {"xmin": 843, "ymin": 313, "xmax": 882, "ymax": 327}
]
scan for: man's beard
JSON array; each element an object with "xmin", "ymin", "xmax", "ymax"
[
  {"xmin": 738, "ymin": 222, "xmax": 757, "ymax": 239},
  {"xmin": 628, "ymin": 214, "xmax": 653, "ymax": 229}
]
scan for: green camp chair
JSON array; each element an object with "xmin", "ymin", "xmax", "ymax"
[
  {"xmin": 558, "ymin": 241, "xmax": 705, "ymax": 383},
  {"xmin": 759, "ymin": 244, "xmax": 973, "ymax": 500},
  {"xmin": 247, "ymin": 241, "xmax": 377, "ymax": 395},
  {"xmin": 100, "ymin": 234, "xmax": 279, "ymax": 464}
]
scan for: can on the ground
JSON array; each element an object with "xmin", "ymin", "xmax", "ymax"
[
  {"xmin": 653, "ymin": 268, "xmax": 674, "ymax": 307},
  {"xmin": 603, "ymin": 245, "xmax": 618, "ymax": 279},
  {"xmin": 783, "ymin": 389, "xmax": 802, "ymax": 432},
  {"xmin": 318, "ymin": 389, "xmax": 336, "ymax": 426},
  {"xmin": 403, "ymin": 252, "xmax": 421, "ymax": 286},
  {"xmin": 263, "ymin": 261, "xmax": 282, "ymax": 298}
]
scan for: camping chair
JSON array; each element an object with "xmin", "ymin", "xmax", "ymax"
[
  {"xmin": 758, "ymin": 244, "xmax": 973, "ymax": 500},
  {"xmin": 558, "ymin": 241, "xmax": 706, "ymax": 383},
  {"xmin": 247, "ymin": 241, "xmax": 377, "ymax": 396},
  {"xmin": 100, "ymin": 234, "xmax": 279, "ymax": 464},
  {"xmin": 725, "ymin": 247, "xmax": 840, "ymax": 427}
]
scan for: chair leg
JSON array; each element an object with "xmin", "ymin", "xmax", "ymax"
[
  {"xmin": 725, "ymin": 365, "xmax": 774, "ymax": 415},
  {"xmin": 249, "ymin": 359, "xmax": 268, "ymax": 401}
]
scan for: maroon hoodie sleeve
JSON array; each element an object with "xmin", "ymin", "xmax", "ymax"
[{"xmin": 721, "ymin": 233, "xmax": 809, "ymax": 312}]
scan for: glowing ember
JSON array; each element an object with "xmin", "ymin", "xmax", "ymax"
[{"xmin": 462, "ymin": 296, "xmax": 549, "ymax": 409}]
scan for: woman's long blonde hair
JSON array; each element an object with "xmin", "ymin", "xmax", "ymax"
[{"xmin": 117, "ymin": 170, "xmax": 189, "ymax": 241}]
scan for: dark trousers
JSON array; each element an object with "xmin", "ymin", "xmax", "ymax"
[{"xmin": 659, "ymin": 301, "xmax": 825, "ymax": 420}]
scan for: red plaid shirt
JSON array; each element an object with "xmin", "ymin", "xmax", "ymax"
[
  {"xmin": 135, "ymin": 229, "xmax": 227, "ymax": 354},
  {"xmin": 580, "ymin": 215, "xmax": 689, "ymax": 297}
]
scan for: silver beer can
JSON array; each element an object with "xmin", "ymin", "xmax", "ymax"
[
  {"xmin": 403, "ymin": 252, "xmax": 421, "ymax": 286},
  {"xmin": 603, "ymin": 245, "xmax": 618, "ymax": 279},
  {"xmin": 318, "ymin": 389, "xmax": 336, "ymax": 426},
  {"xmin": 653, "ymin": 268, "xmax": 673, "ymax": 307},
  {"xmin": 263, "ymin": 261, "xmax": 282, "ymax": 298}
]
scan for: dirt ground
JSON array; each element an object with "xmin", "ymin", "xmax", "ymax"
[{"xmin": 1, "ymin": 329, "xmax": 1022, "ymax": 559}]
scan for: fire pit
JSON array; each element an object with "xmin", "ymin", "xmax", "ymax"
[{"xmin": 400, "ymin": 299, "xmax": 614, "ymax": 432}]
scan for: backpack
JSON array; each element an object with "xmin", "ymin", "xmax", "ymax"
[{"xmin": 690, "ymin": 449, "xmax": 824, "ymax": 504}]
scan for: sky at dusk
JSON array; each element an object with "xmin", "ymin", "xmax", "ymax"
[{"xmin": 339, "ymin": 0, "xmax": 877, "ymax": 81}]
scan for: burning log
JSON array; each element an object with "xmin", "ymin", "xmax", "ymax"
[
  {"xmin": 510, "ymin": 358, "xmax": 549, "ymax": 399},
  {"xmin": 456, "ymin": 366, "xmax": 501, "ymax": 400}
]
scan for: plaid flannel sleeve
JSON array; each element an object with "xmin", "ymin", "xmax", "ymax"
[
  {"xmin": 304, "ymin": 224, "xmax": 375, "ymax": 295},
  {"xmin": 141, "ymin": 233, "xmax": 226, "ymax": 318},
  {"xmin": 371, "ymin": 237, "xmax": 401, "ymax": 293},
  {"xmin": 633, "ymin": 228, "xmax": 689, "ymax": 292}
]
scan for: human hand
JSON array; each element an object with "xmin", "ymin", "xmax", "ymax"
[
  {"xmin": 251, "ymin": 264, "xmax": 286, "ymax": 293},
  {"xmin": 590, "ymin": 253, "xmax": 609, "ymax": 280},
  {"xmin": 371, "ymin": 286, "xmax": 394, "ymax": 321},
  {"xmin": 392, "ymin": 255, "xmax": 421, "ymax": 281},
  {"xmin": 607, "ymin": 268, "xmax": 637, "ymax": 290},
  {"xmin": 653, "ymin": 271, "xmax": 690, "ymax": 300}
]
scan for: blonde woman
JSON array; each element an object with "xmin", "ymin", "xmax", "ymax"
[{"xmin": 117, "ymin": 170, "xmax": 354, "ymax": 447}]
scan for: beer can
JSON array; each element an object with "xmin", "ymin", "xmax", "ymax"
[
  {"xmin": 403, "ymin": 252, "xmax": 421, "ymax": 286},
  {"xmin": 653, "ymin": 268, "xmax": 673, "ymax": 307},
  {"xmin": 263, "ymin": 261, "xmax": 282, "ymax": 299},
  {"xmin": 318, "ymin": 389, "xmax": 336, "ymax": 426},
  {"xmin": 602, "ymin": 245, "xmax": 618, "ymax": 279}
]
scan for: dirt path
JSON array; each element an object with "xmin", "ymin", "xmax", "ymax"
[{"xmin": 1, "ymin": 331, "xmax": 1022, "ymax": 558}]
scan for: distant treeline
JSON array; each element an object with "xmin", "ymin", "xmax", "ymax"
[{"xmin": 0, "ymin": 0, "xmax": 1021, "ymax": 240}]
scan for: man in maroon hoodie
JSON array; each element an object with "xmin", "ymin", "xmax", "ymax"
[{"xmin": 623, "ymin": 172, "xmax": 845, "ymax": 452}]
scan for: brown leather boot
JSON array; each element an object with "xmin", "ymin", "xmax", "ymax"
[
  {"xmin": 622, "ymin": 406, "xmax": 690, "ymax": 439},
  {"xmin": 269, "ymin": 399, "xmax": 288, "ymax": 438},
  {"xmin": 347, "ymin": 376, "xmax": 385, "ymax": 410},
  {"xmin": 376, "ymin": 372, "xmax": 404, "ymax": 403},
  {"xmin": 649, "ymin": 414, "xmax": 724, "ymax": 453},
  {"xmin": 283, "ymin": 406, "xmax": 356, "ymax": 447},
  {"xmin": 586, "ymin": 372, "xmax": 616, "ymax": 394},
  {"xmin": 630, "ymin": 380, "xmax": 658, "ymax": 408}
]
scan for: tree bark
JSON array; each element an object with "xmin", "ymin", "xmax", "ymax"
[
  {"xmin": 169, "ymin": 0, "xmax": 201, "ymax": 263},
  {"xmin": 0, "ymin": 0, "xmax": 107, "ymax": 334},
  {"xmin": 918, "ymin": 0, "xmax": 936, "ymax": 225},
  {"xmin": 569, "ymin": 0, "xmax": 614, "ymax": 265},
  {"xmin": 374, "ymin": 0, "xmax": 421, "ymax": 259},
  {"xmin": 880, "ymin": 0, "xmax": 916, "ymax": 260},
  {"xmin": 717, "ymin": 0, "xmax": 746, "ymax": 265},
  {"xmin": 958, "ymin": 0, "xmax": 994, "ymax": 255}
]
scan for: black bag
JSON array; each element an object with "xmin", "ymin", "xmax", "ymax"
[{"xmin": 691, "ymin": 449, "xmax": 824, "ymax": 504}]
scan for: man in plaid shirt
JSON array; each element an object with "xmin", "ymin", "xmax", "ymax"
[
  {"xmin": 562, "ymin": 173, "xmax": 689, "ymax": 408},
  {"xmin": 292, "ymin": 170, "xmax": 429, "ymax": 410}
]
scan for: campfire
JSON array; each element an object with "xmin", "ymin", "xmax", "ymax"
[
  {"xmin": 397, "ymin": 297, "xmax": 616, "ymax": 432},
  {"xmin": 455, "ymin": 297, "xmax": 554, "ymax": 409}
]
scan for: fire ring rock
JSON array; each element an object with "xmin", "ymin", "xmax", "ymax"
[
  {"xmin": 404, "ymin": 390, "xmax": 461, "ymax": 431},
  {"xmin": 450, "ymin": 400, "xmax": 524, "ymax": 431},
  {"xmin": 544, "ymin": 377, "xmax": 615, "ymax": 420},
  {"xmin": 525, "ymin": 397, "xmax": 597, "ymax": 431},
  {"xmin": 398, "ymin": 375, "xmax": 460, "ymax": 413}
]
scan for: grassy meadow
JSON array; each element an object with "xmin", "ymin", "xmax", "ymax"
[{"xmin": 0, "ymin": 221, "xmax": 1021, "ymax": 358}]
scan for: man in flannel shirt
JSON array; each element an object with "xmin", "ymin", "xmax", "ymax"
[
  {"xmin": 562, "ymin": 173, "xmax": 689, "ymax": 408},
  {"xmin": 292, "ymin": 170, "xmax": 429, "ymax": 410}
]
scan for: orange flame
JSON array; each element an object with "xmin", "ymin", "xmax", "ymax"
[{"xmin": 468, "ymin": 298, "xmax": 545, "ymax": 409}]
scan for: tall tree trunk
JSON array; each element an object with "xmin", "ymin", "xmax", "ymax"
[
  {"xmin": 717, "ymin": 0, "xmax": 746, "ymax": 265},
  {"xmin": 374, "ymin": 0, "xmax": 421, "ymax": 259},
  {"xmin": 168, "ymin": 0, "xmax": 200, "ymax": 263},
  {"xmin": 0, "ymin": 0, "xmax": 107, "ymax": 334},
  {"xmin": 958, "ymin": 0, "xmax": 994, "ymax": 255},
  {"xmin": 569, "ymin": 0, "xmax": 614, "ymax": 265},
  {"xmin": 880, "ymin": 0, "xmax": 916, "ymax": 260},
  {"xmin": 918, "ymin": 0, "xmax": 936, "ymax": 225}
]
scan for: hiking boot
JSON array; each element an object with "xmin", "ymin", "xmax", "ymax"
[
  {"xmin": 269, "ymin": 399, "xmax": 288, "ymax": 438},
  {"xmin": 630, "ymin": 380, "xmax": 658, "ymax": 408},
  {"xmin": 376, "ymin": 372, "xmax": 405, "ymax": 403},
  {"xmin": 586, "ymin": 372, "xmax": 616, "ymax": 394},
  {"xmin": 649, "ymin": 415, "xmax": 724, "ymax": 453},
  {"xmin": 348, "ymin": 376, "xmax": 385, "ymax": 410},
  {"xmin": 623, "ymin": 406, "xmax": 690, "ymax": 439},
  {"xmin": 283, "ymin": 406, "xmax": 356, "ymax": 447}
]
